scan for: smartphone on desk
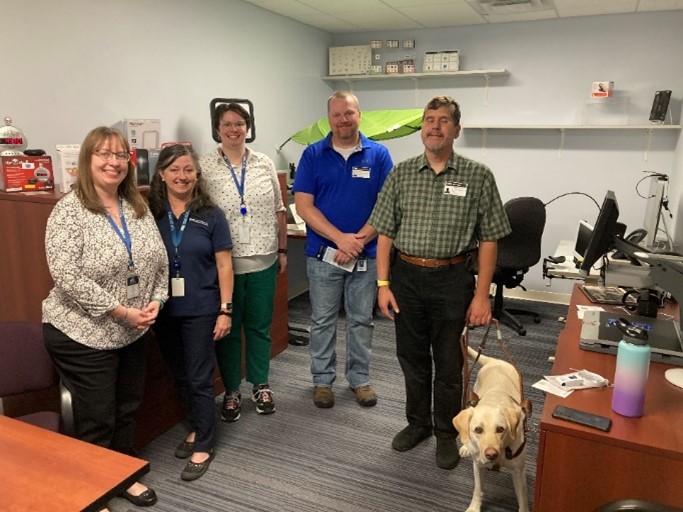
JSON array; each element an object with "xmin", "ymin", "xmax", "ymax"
[{"xmin": 552, "ymin": 405, "xmax": 612, "ymax": 432}]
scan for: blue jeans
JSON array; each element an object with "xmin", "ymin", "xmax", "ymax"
[{"xmin": 306, "ymin": 256, "xmax": 376, "ymax": 388}]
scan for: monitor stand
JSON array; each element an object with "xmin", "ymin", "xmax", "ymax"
[{"xmin": 665, "ymin": 368, "xmax": 683, "ymax": 389}]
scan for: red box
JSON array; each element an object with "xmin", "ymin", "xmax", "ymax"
[{"xmin": 0, "ymin": 156, "xmax": 55, "ymax": 192}]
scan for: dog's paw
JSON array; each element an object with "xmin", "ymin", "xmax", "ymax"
[{"xmin": 459, "ymin": 445, "xmax": 473, "ymax": 458}]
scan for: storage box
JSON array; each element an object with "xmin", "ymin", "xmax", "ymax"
[
  {"xmin": 423, "ymin": 50, "xmax": 459, "ymax": 72},
  {"xmin": 1, "ymin": 155, "xmax": 54, "ymax": 192},
  {"xmin": 591, "ymin": 81, "xmax": 614, "ymax": 98},
  {"xmin": 56, "ymin": 144, "xmax": 80, "ymax": 193},
  {"xmin": 120, "ymin": 119, "xmax": 161, "ymax": 149}
]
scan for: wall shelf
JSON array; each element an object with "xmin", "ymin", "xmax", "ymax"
[
  {"xmin": 462, "ymin": 124, "xmax": 681, "ymax": 159},
  {"xmin": 321, "ymin": 69, "xmax": 509, "ymax": 82},
  {"xmin": 322, "ymin": 69, "xmax": 509, "ymax": 106}
]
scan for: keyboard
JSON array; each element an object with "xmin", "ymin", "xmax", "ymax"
[{"xmin": 580, "ymin": 285, "xmax": 637, "ymax": 306}]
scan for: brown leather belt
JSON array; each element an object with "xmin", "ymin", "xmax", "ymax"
[{"xmin": 399, "ymin": 252, "xmax": 467, "ymax": 268}]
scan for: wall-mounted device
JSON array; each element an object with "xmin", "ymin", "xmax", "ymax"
[
  {"xmin": 210, "ymin": 98, "xmax": 255, "ymax": 144},
  {"xmin": 649, "ymin": 90, "xmax": 672, "ymax": 123}
]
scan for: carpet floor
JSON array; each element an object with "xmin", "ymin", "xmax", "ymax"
[{"xmin": 108, "ymin": 295, "xmax": 568, "ymax": 512}]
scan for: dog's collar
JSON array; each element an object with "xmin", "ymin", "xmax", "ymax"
[{"xmin": 505, "ymin": 435, "xmax": 526, "ymax": 460}]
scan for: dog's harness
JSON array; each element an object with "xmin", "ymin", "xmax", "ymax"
[{"xmin": 460, "ymin": 320, "xmax": 531, "ymax": 469}]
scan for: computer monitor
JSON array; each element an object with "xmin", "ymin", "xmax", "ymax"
[
  {"xmin": 579, "ymin": 190, "xmax": 625, "ymax": 277},
  {"xmin": 573, "ymin": 220, "xmax": 594, "ymax": 267}
]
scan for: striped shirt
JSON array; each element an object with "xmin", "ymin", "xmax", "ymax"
[{"xmin": 369, "ymin": 151, "xmax": 510, "ymax": 258}]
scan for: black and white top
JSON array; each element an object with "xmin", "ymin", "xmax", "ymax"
[{"xmin": 42, "ymin": 192, "xmax": 168, "ymax": 350}]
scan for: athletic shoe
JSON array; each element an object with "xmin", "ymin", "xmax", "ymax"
[
  {"xmin": 252, "ymin": 384, "xmax": 275, "ymax": 415},
  {"xmin": 221, "ymin": 391, "xmax": 241, "ymax": 422}
]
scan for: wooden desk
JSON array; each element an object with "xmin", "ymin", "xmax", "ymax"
[
  {"xmin": 0, "ymin": 415, "xmax": 149, "ymax": 512},
  {"xmin": 534, "ymin": 285, "xmax": 683, "ymax": 511}
]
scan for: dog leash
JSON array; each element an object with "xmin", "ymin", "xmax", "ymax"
[{"xmin": 460, "ymin": 319, "xmax": 531, "ymax": 461}]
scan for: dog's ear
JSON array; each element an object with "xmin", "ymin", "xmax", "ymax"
[
  {"xmin": 501, "ymin": 407, "xmax": 523, "ymax": 440},
  {"xmin": 453, "ymin": 408, "xmax": 473, "ymax": 443}
]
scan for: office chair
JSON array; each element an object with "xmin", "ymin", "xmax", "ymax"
[
  {"xmin": 594, "ymin": 499, "xmax": 682, "ymax": 512},
  {"xmin": 492, "ymin": 197, "xmax": 546, "ymax": 336},
  {"xmin": 0, "ymin": 322, "xmax": 73, "ymax": 434}
]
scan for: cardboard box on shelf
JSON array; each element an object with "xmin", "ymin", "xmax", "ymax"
[
  {"xmin": 56, "ymin": 144, "xmax": 80, "ymax": 193},
  {"xmin": 117, "ymin": 119, "xmax": 161, "ymax": 149},
  {"xmin": 1, "ymin": 155, "xmax": 54, "ymax": 192}
]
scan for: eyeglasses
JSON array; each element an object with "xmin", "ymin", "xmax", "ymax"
[
  {"xmin": 219, "ymin": 121, "xmax": 247, "ymax": 129},
  {"xmin": 94, "ymin": 150, "xmax": 131, "ymax": 162}
]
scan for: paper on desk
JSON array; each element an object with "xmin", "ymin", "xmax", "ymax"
[
  {"xmin": 576, "ymin": 304, "xmax": 604, "ymax": 320},
  {"xmin": 532, "ymin": 378, "xmax": 574, "ymax": 398}
]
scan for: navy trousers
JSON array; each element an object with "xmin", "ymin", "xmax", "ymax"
[{"xmin": 154, "ymin": 314, "xmax": 217, "ymax": 453}]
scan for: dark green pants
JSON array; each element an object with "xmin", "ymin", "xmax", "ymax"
[{"xmin": 215, "ymin": 262, "xmax": 277, "ymax": 391}]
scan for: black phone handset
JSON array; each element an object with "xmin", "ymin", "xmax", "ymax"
[
  {"xmin": 612, "ymin": 229, "xmax": 648, "ymax": 260},
  {"xmin": 625, "ymin": 229, "xmax": 648, "ymax": 244}
]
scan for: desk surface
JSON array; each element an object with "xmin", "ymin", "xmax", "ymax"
[
  {"xmin": 540, "ymin": 286, "xmax": 683, "ymax": 459},
  {"xmin": 0, "ymin": 415, "xmax": 149, "ymax": 512},
  {"xmin": 534, "ymin": 285, "xmax": 683, "ymax": 511}
]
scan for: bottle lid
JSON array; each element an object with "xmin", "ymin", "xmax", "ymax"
[{"xmin": 617, "ymin": 318, "xmax": 648, "ymax": 344}]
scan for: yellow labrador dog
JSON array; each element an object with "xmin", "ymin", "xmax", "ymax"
[{"xmin": 453, "ymin": 347, "xmax": 529, "ymax": 512}]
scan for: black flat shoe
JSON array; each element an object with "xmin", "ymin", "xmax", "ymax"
[
  {"xmin": 120, "ymin": 488, "xmax": 158, "ymax": 507},
  {"xmin": 175, "ymin": 439, "xmax": 194, "ymax": 459},
  {"xmin": 181, "ymin": 450, "xmax": 215, "ymax": 481}
]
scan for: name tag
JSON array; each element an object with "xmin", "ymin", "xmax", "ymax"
[
  {"xmin": 171, "ymin": 277, "xmax": 185, "ymax": 297},
  {"xmin": 126, "ymin": 274, "xmax": 140, "ymax": 299},
  {"xmin": 352, "ymin": 166, "xmax": 371, "ymax": 179},
  {"xmin": 444, "ymin": 181, "xmax": 467, "ymax": 197}
]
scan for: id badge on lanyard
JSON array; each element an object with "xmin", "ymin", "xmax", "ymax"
[
  {"xmin": 224, "ymin": 152, "xmax": 250, "ymax": 244},
  {"xmin": 106, "ymin": 198, "xmax": 140, "ymax": 299},
  {"xmin": 168, "ymin": 210, "xmax": 190, "ymax": 297},
  {"xmin": 126, "ymin": 270, "xmax": 140, "ymax": 299}
]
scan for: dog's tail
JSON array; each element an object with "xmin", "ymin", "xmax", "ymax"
[{"xmin": 467, "ymin": 346, "xmax": 495, "ymax": 366}]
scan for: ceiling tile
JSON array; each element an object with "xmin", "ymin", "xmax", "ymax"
[
  {"xmin": 298, "ymin": 0, "xmax": 388, "ymax": 13},
  {"xmin": 637, "ymin": 0, "xmax": 683, "ymax": 11},
  {"xmin": 396, "ymin": 3, "xmax": 487, "ymax": 27},
  {"xmin": 481, "ymin": 9, "xmax": 558, "ymax": 23},
  {"xmin": 553, "ymin": 0, "xmax": 637, "ymax": 17},
  {"xmin": 333, "ymin": 9, "xmax": 424, "ymax": 30}
]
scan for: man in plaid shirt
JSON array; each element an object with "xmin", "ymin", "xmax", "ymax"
[{"xmin": 369, "ymin": 95, "xmax": 510, "ymax": 470}]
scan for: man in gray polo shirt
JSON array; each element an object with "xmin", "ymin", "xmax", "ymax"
[{"xmin": 368, "ymin": 95, "xmax": 510, "ymax": 470}]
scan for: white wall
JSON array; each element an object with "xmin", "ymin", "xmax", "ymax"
[
  {"xmin": 331, "ymin": 12, "xmax": 683, "ymax": 295},
  {"xmin": 5, "ymin": 2, "xmax": 683, "ymax": 297},
  {"xmin": 2, "ymin": 0, "xmax": 330, "ymax": 171}
]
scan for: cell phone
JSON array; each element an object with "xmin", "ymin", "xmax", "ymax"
[{"xmin": 552, "ymin": 405, "xmax": 612, "ymax": 432}]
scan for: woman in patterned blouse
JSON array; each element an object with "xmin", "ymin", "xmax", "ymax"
[{"xmin": 42, "ymin": 126, "xmax": 168, "ymax": 509}]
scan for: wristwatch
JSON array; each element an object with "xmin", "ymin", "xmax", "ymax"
[
  {"xmin": 219, "ymin": 302, "xmax": 233, "ymax": 316},
  {"xmin": 278, "ymin": 248, "xmax": 288, "ymax": 254}
]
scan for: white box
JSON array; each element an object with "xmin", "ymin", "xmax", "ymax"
[
  {"xmin": 56, "ymin": 144, "xmax": 80, "ymax": 193},
  {"xmin": 120, "ymin": 119, "xmax": 160, "ymax": 149},
  {"xmin": 328, "ymin": 45, "xmax": 372, "ymax": 76}
]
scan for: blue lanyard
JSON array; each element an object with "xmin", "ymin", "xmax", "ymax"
[
  {"xmin": 167, "ymin": 209, "xmax": 190, "ymax": 273},
  {"xmin": 105, "ymin": 196, "xmax": 134, "ymax": 269},
  {"xmin": 222, "ymin": 151, "xmax": 248, "ymax": 216}
]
